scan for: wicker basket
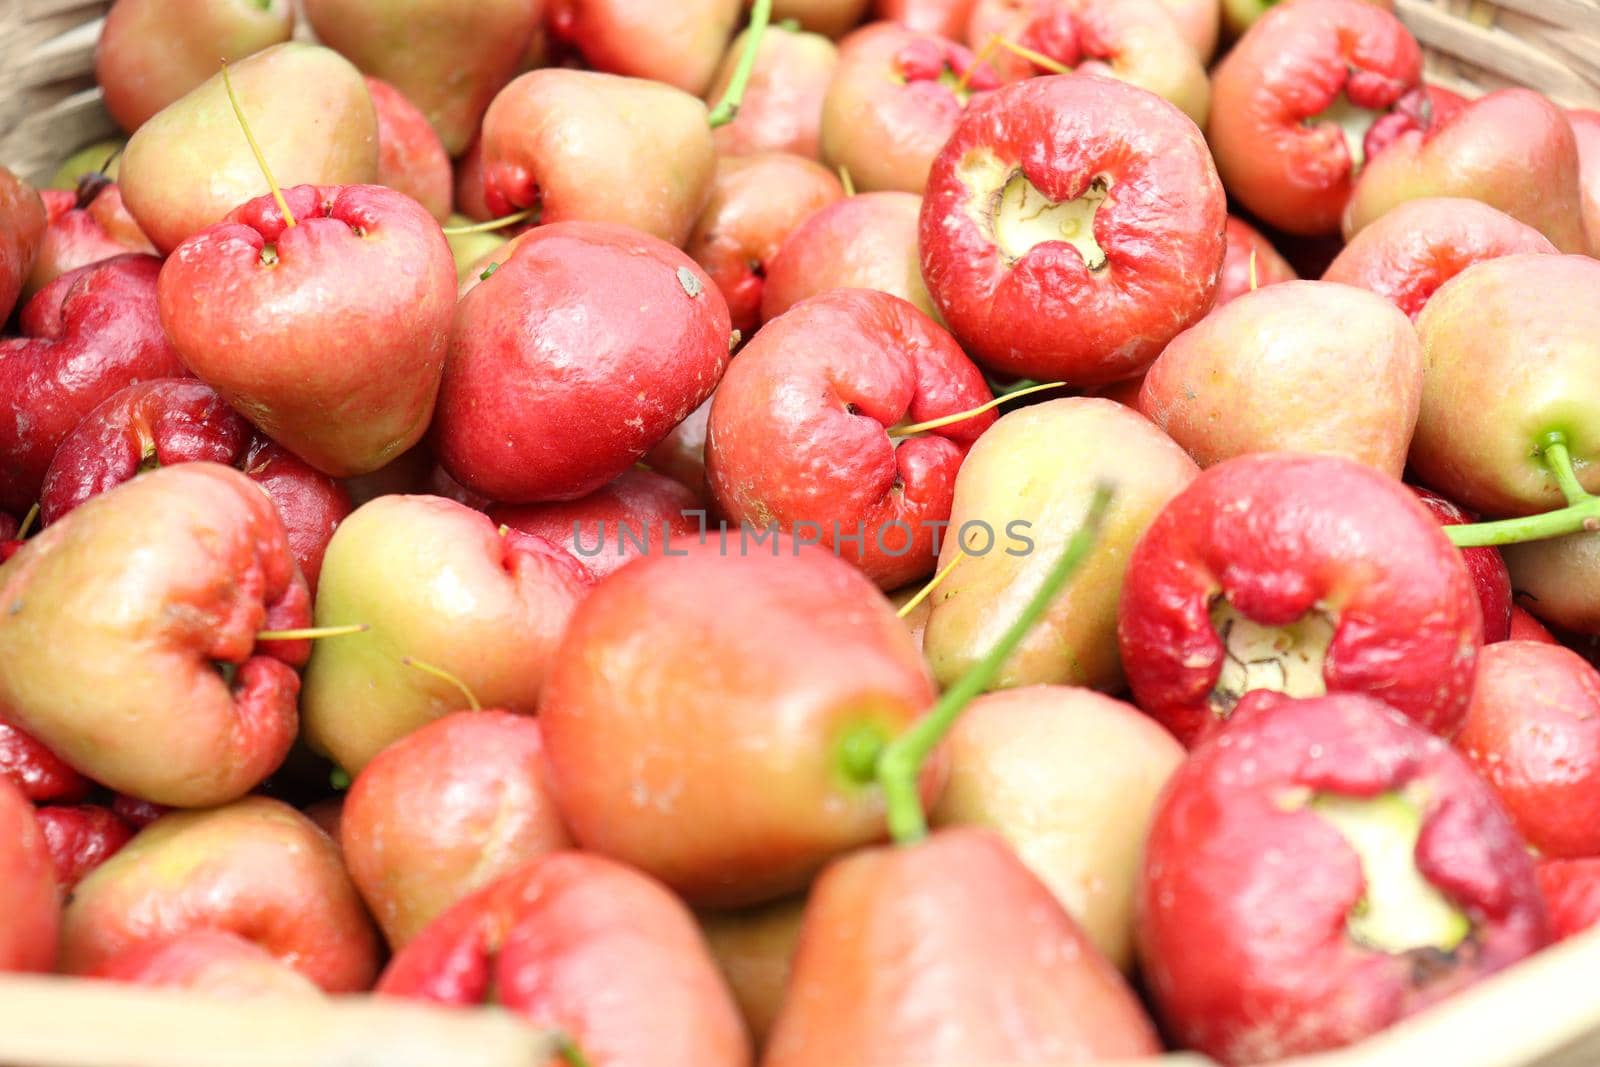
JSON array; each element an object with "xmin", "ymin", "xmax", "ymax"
[{"xmin": 3, "ymin": 1, "xmax": 1600, "ymax": 1065}]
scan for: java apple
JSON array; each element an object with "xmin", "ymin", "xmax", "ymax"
[
  {"xmin": 923, "ymin": 396, "xmax": 1197, "ymax": 692},
  {"xmin": 1138, "ymin": 280, "xmax": 1424, "ymax": 477},
  {"xmin": 1215, "ymin": 215, "xmax": 1297, "ymax": 306},
  {"xmin": 95, "ymin": 0, "xmax": 296, "ymax": 133},
  {"xmin": 707, "ymin": 24, "xmax": 838, "ymax": 160},
  {"xmin": 1571, "ymin": 109, "xmax": 1600, "ymax": 254},
  {"xmin": 0, "ymin": 778, "xmax": 59, "ymax": 972},
  {"xmin": 34, "ymin": 805, "xmax": 135, "ymax": 891},
  {"xmin": 645, "ymin": 397, "xmax": 716, "ymax": 502},
  {"xmin": 919, "ymin": 73, "xmax": 1225, "ymax": 385},
  {"xmin": 118, "ymin": 43, "xmax": 379, "ymax": 254},
  {"xmin": 1539, "ymin": 858, "xmax": 1600, "ymax": 941},
  {"xmin": 26, "ymin": 181, "xmax": 156, "ymax": 301},
  {"xmin": 0, "ymin": 464, "xmax": 310, "ymax": 807},
  {"xmin": 300, "ymin": 495, "xmax": 591, "ymax": 775},
  {"xmin": 1139, "ymin": 690, "xmax": 1547, "ymax": 1065},
  {"xmin": 760, "ymin": 190, "xmax": 939, "ymax": 321},
  {"xmin": 547, "ymin": 0, "xmax": 743, "ymax": 96},
  {"xmin": 0, "ymin": 714, "xmax": 90, "ymax": 803},
  {"xmin": 1118, "ymin": 452, "xmax": 1482, "ymax": 746},
  {"xmin": 876, "ymin": 0, "xmax": 976, "ymax": 38},
  {"xmin": 94, "ymin": 930, "xmax": 323, "ymax": 999},
  {"xmin": 159, "ymin": 184, "xmax": 456, "ymax": 478},
  {"xmin": 0, "ymin": 166, "xmax": 47, "ymax": 323},
  {"xmin": 707, "ymin": 287, "xmax": 994, "ymax": 589},
  {"xmin": 365, "ymin": 77, "xmax": 453, "ymax": 223},
  {"xmin": 773, "ymin": 0, "xmax": 872, "ymax": 36},
  {"xmin": 1413, "ymin": 487, "xmax": 1513, "ymax": 645}
]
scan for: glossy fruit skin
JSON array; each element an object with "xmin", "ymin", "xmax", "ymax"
[
  {"xmin": 300, "ymin": 495, "xmax": 591, "ymax": 775},
  {"xmin": 764, "ymin": 827, "xmax": 1161, "ymax": 1066},
  {"xmin": 820, "ymin": 23, "xmax": 999, "ymax": 195},
  {"xmin": 1538, "ymin": 858, "xmax": 1600, "ymax": 941},
  {"xmin": 1138, "ymin": 280, "xmax": 1424, "ymax": 478},
  {"xmin": 0, "ymin": 254, "xmax": 185, "ymax": 515},
  {"xmin": 118, "ymin": 43, "xmax": 379, "ymax": 255},
  {"xmin": 548, "ymin": 0, "xmax": 741, "ymax": 96},
  {"xmin": 27, "ymin": 183, "xmax": 156, "ymax": 302},
  {"xmin": 706, "ymin": 26, "xmax": 839, "ymax": 160},
  {"xmin": 378, "ymin": 852, "xmax": 751, "ymax": 1067},
  {"xmin": 61, "ymin": 798, "xmax": 379, "ymax": 992},
  {"xmin": 159, "ymin": 184, "xmax": 456, "ymax": 479},
  {"xmin": 1504, "ymin": 533, "xmax": 1600, "ymax": 637},
  {"xmin": 540, "ymin": 542, "xmax": 938, "ymax": 908},
  {"xmin": 1139, "ymin": 692, "xmax": 1548, "ymax": 1065},
  {"xmin": 919, "ymin": 74, "xmax": 1226, "ymax": 385},
  {"xmin": 366, "ymin": 77, "xmax": 453, "ymax": 223},
  {"xmin": 760, "ymin": 191, "xmax": 938, "ymax": 322},
  {"xmin": 1208, "ymin": 0, "xmax": 1422, "ymax": 235},
  {"xmin": 92, "ymin": 929, "xmax": 323, "ymax": 998},
  {"xmin": 1509, "ymin": 607, "xmax": 1557, "ymax": 644},
  {"xmin": 923, "ymin": 397, "xmax": 1198, "ymax": 692},
  {"xmin": 341, "ymin": 710, "xmax": 572, "ymax": 949},
  {"xmin": 1456, "ymin": 641, "xmax": 1600, "ymax": 858},
  {"xmin": 0, "ymin": 166, "xmax": 47, "ymax": 323},
  {"xmin": 492, "ymin": 469, "xmax": 705, "ymax": 582},
  {"xmin": 685, "ymin": 153, "xmax": 845, "ymax": 338},
  {"xmin": 1411, "ymin": 254, "xmax": 1600, "ymax": 517},
  {"xmin": 0, "ymin": 714, "xmax": 90, "ymax": 803},
  {"xmin": 1118, "ymin": 453, "xmax": 1483, "ymax": 747},
  {"xmin": 1324, "ymin": 197, "xmax": 1558, "ymax": 318},
  {"xmin": 877, "ymin": 0, "xmax": 977, "ymax": 38},
  {"xmin": 1412, "ymin": 487, "xmax": 1512, "ymax": 645},
  {"xmin": 94, "ymin": 0, "xmax": 296, "ymax": 133},
  {"xmin": 928, "ymin": 686, "xmax": 1186, "ymax": 970},
  {"xmin": 436, "ymin": 221, "xmax": 731, "ymax": 503},
  {"xmin": 39, "ymin": 378, "xmax": 351, "ymax": 592},
  {"xmin": 1215, "ymin": 215, "xmax": 1296, "ymax": 306},
  {"xmin": 1347, "ymin": 90, "xmax": 1588, "ymax": 254},
  {"xmin": 1363, "ymin": 83, "xmax": 1467, "ymax": 159},
  {"xmin": 34, "ymin": 805, "xmax": 135, "ymax": 890},
  {"xmin": 0, "ymin": 777, "xmax": 59, "ymax": 972},
  {"xmin": 708, "ymin": 288, "xmax": 994, "ymax": 589},
  {"xmin": 302, "ymin": 0, "xmax": 539, "ymax": 156},
  {"xmin": 1572, "ymin": 109, "xmax": 1600, "ymax": 255},
  {"xmin": 480, "ymin": 69, "xmax": 716, "ymax": 247},
  {"xmin": 0, "ymin": 464, "xmax": 311, "ymax": 807}
]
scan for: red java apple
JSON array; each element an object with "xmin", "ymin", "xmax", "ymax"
[
  {"xmin": 1215, "ymin": 215, "xmax": 1297, "ymax": 306},
  {"xmin": 118, "ymin": 43, "xmax": 379, "ymax": 255},
  {"xmin": 27, "ymin": 182, "xmax": 157, "ymax": 301},
  {"xmin": 1117, "ymin": 453, "xmax": 1483, "ymax": 747},
  {"xmin": 707, "ymin": 288, "xmax": 994, "ymax": 589},
  {"xmin": 1539, "ymin": 858, "xmax": 1600, "ymax": 941},
  {"xmin": 0, "ymin": 254, "xmax": 185, "ymax": 515},
  {"xmin": 706, "ymin": 23, "xmax": 839, "ymax": 159},
  {"xmin": 1510, "ymin": 607, "xmax": 1557, "ymax": 644},
  {"xmin": 819, "ymin": 22, "xmax": 999, "ymax": 194},
  {"xmin": 1345, "ymin": 89, "xmax": 1589, "ymax": 254},
  {"xmin": 60, "ymin": 797, "xmax": 379, "ymax": 991},
  {"xmin": 1207, "ymin": 0, "xmax": 1422, "ymax": 236},
  {"xmin": 365, "ymin": 77, "xmax": 453, "ymax": 223},
  {"xmin": 1363, "ymin": 81, "xmax": 1466, "ymax": 159},
  {"xmin": 876, "ymin": 0, "xmax": 976, "ymax": 38},
  {"xmin": 966, "ymin": 0, "xmax": 1210, "ymax": 125},
  {"xmin": 1571, "ymin": 110, "xmax": 1600, "ymax": 254},
  {"xmin": 685, "ymin": 153, "xmax": 845, "ymax": 337},
  {"xmin": 548, "ymin": 0, "xmax": 742, "ymax": 95},
  {"xmin": 38, "ymin": 378, "xmax": 351, "ymax": 590},
  {"xmin": 0, "ymin": 464, "xmax": 310, "ymax": 807},
  {"xmin": 159, "ymin": 184, "xmax": 456, "ymax": 478},
  {"xmin": 540, "ymin": 542, "xmax": 938, "ymax": 907},
  {"xmin": 342, "ymin": 710, "xmax": 572, "ymax": 949},
  {"xmin": 0, "ymin": 778, "xmax": 59, "ymax": 972},
  {"xmin": 760, "ymin": 190, "xmax": 938, "ymax": 322},
  {"xmin": 302, "ymin": 0, "xmax": 541, "ymax": 156},
  {"xmin": 1457, "ymin": 641, "xmax": 1600, "ymax": 859},
  {"xmin": 919, "ymin": 73, "xmax": 1225, "ymax": 385},
  {"xmin": 492, "ymin": 469, "xmax": 705, "ymax": 581},
  {"xmin": 34, "ymin": 805, "xmax": 135, "ymax": 891},
  {"xmin": 94, "ymin": 0, "xmax": 296, "ymax": 133},
  {"xmin": 0, "ymin": 714, "xmax": 91, "ymax": 803},
  {"xmin": 1, "ymin": 167, "xmax": 48, "ymax": 322},
  {"xmin": 1137, "ymin": 280, "xmax": 1423, "ymax": 477},
  {"xmin": 435, "ymin": 221, "xmax": 731, "ymax": 503},
  {"xmin": 1413, "ymin": 487, "xmax": 1513, "ymax": 645},
  {"xmin": 1411, "ymin": 255, "xmax": 1600, "ymax": 517},
  {"xmin": 1139, "ymin": 691, "xmax": 1548, "ymax": 1065},
  {"xmin": 94, "ymin": 930, "xmax": 322, "ymax": 998},
  {"xmin": 452, "ymin": 137, "xmax": 494, "ymax": 222},
  {"xmin": 300, "ymin": 495, "xmax": 591, "ymax": 775},
  {"xmin": 1323, "ymin": 197, "xmax": 1558, "ymax": 318},
  {"xmin": 480, "ymin": 69, "xmax": 717, "ymax": 246},
  {"xmin": 764, "ymin": 828, "xmax": 1161, "ymax": 1065},
  {"xmin": 380, "ymin": 853, "xmax": 750, "ymax": 1067}
]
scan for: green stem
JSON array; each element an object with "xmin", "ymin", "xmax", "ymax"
[
  {"xmin": 1446, "ymin": 435, "xmax": 1598, "ymax": 548},
  {"xmin": 557, "ymin": 1033, "xmax": 594, "ymax": 1067},
  {"xmin": 876, "ymin": 484, "xmax": 1114, "ymax": 844},
  {"xmin": 441, "ymin": 209, "xmax": 535, "ymax": 236},
  {"xmin": 888, "ymin": 381, "xmax": 1064, "ymax": 438},
  {"xmin": 707, "ymin": 0, "xmax": 773, "ymax": 128}
]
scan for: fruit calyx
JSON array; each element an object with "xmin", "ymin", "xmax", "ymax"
[{"xmin": 1208, "ymin": 600, "xmax": 1336, "ymax": 719}]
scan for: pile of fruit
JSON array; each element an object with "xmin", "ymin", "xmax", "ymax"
[{"xmin": 3, "ymin": 0, "xmax": 1600, "ymax": 1062}]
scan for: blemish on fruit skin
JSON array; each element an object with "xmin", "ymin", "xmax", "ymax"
[{"xmin": 677, "ymin": 267, "xmax": 704, "ymax": 298}]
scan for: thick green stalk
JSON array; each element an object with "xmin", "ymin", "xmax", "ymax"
[
  {"xmin": 707, "ymin": 0, "xmax": 773, "ymax": 128},
  {"xmin": 1446, "ymin": 434, "xmax": 1598, "ymax": 548}
]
